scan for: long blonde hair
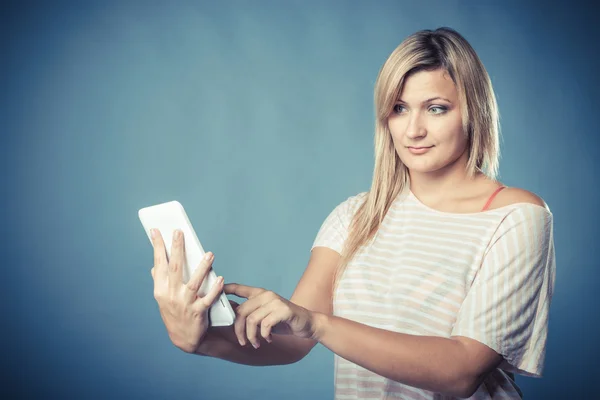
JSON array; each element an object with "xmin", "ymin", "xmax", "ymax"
[{"xmin": 332, "ymin": 27, "xmax": 501, "ymax": 292}]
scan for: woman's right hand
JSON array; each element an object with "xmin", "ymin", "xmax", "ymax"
[{"xmin": 150, "ymin": 228, "xmax": 224, "ymax": 353}]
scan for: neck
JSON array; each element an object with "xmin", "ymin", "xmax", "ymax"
[{"xmin": 408, "ymin": 150, "xmax": 482, "ymax": 201}]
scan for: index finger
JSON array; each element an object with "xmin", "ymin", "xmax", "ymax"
[
  {"xmin": 223, "ymin": 283, "xmax": 264, "ymax": 299},
  {"xmin": 150, "ymin": 229, "xmax": 168, "ymax": 277}
]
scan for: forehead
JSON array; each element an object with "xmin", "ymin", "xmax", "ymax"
[{"xmin": 399, "ymin": 68, "xmax": 457, "ymax": 101}]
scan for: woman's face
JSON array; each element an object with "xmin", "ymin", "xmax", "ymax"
[{"xmin": 388, "ymin": 68, "xmax": 468, "ymax": 176}]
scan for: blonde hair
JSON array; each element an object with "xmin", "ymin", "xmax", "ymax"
[{"xmin": 332, "ymin": 27, "xmax": 501, "ymax": 292}]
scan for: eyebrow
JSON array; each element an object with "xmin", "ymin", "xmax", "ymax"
[{"xmin": 396, "ymin": 96, "xmax": 452, "ymax": 104}]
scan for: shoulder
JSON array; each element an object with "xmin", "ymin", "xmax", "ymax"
[
  {"xmin": 339, "ymin": 191, "xmax": 368, "ymax": 210},
  {"xmin": 492, "ymin": 186, "xmax": 550, "ymax": 212},
  {"xmin": 325, "ymin": 191, "xmax": 368, "ymax": 220},
  {"xmin": 350, "ymin": 191, "xmax": 369, "ymax": 205},
  {"xmin": 485, "ymin": 188, "xmax": 555, "ymax": 250},
  {"xmin": 491, "ymin": 187, "xmax": 554, "ymax": 237}
]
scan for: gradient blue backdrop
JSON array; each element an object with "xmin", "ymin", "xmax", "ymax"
[{"xmin": 3, "ymin": 0, "xmax": 598, "ymax": 399}]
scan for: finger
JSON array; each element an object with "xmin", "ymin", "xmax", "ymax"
[
  {"xmin": 233, "ymin": 302, "xmax": 250, "ymax": 346},
  {"xmin": 233, "ymin": 291, "xmax": 274, "ymax": 346},
  {"xmin": 233, "ymin": 297, "xmax": 262, "ymax": 346},
  {"xmin": 183, "ymin": 252, "xmax": 215, "ymax": 303},
  {"xmin": 151, "ymin": 229, "xmax": 168, "ymax": 278},
  {"xmin": 223, "ymin": 283, "xmax": 265, "ymax": 299},
  {"xmin": 151, "ymin": 265, "xmax": 168, "ymax": 295},
  {"xmin": 168, "ymin": 229, "xmax": 185, "ymax": 291},
  {"xmin": 196, "ymin": 276, "xmax": 224, "ymax": 310},
  {"xmin": 245, "ymin": 299, "xmax": 280, "ymax": 348},
  {"xmin": 260, "ymin": 307, "xmax": 292, "ymax": 343}
]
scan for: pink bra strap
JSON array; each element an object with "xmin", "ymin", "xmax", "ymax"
[{"xmin": 481, "ymin": 186, "xmax": 506, "ymax": 211}]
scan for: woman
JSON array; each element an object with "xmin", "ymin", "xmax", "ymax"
[{"xmin": 150, "ymin": 27, "xmax": 555, "ymax": 399}]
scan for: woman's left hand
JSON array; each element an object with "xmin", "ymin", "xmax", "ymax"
[{"xmin": 224, "ymin": 283, "xmax": 320, "ymax": 348}]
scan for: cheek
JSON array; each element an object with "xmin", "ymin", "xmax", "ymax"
[
  {"xmin": 387, "ymin": 118, "xmax": 406, "ymax": 140},
  {"xmin": 449, "ymin": 112, "xmax": 465, "ymax": 135},
  {"xmin": 432, "ymin": 115, "xmax": 464, "ymax": 143}
]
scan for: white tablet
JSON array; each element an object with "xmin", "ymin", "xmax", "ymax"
[{"xmin": 138, "ymin": 200, "xmax": 235, "ymax": 327}]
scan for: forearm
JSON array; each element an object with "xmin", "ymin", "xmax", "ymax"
[
  {"xmin": 195, "ymin": 325, "xmax": 314, "ymax": 367},
  {"xmin": 313, "ymin": 313, "xmax": 475, "ymax": 397}
]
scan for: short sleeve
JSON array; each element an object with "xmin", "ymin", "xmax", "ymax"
[
  {"xmin": 311, "ymin": 193, "xmax": 367, "ymax": 255},
  {"xmin": 450, "ymin": 205, "xmax": 556, "ymax": 378}
]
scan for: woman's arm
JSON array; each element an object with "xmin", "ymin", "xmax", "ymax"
[
  {"xmin": 196, "ymin": 247, "xmax": 340, "ymax": 366},
  {"xmin": 227, "ymin": 284, "xmax": 503, "ymax": 397},
  {"xmin": 312, "ymin": 313, "xmax": 503, "ymax": 398},
  {"xmin": 195, "ymin": 324, "xmax": 315, "ymax": 366},
  {"xmin": 212, "ymin": 241, "xmax": 495, "ymax": 394}
]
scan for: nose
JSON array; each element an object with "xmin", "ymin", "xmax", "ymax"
[{"xmin": 405, "ymin": 111, "xmax": 426, "ymax": 139}]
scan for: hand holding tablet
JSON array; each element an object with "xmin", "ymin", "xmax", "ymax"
[{"xmin": 139, "ymin": 201, "xmax": 236, "ymax": 352}]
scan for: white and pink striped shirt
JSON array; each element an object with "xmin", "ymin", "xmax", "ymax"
[{"xmin": 311, "ymin": 188, "xmax": 556, "ymax": 399}]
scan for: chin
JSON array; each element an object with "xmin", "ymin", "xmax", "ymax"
[
  {"xmin": 407, "ymin": 165, "xmax": 443, "ymax": 174},
  {"xmin": 398, "ymin": 148, "xmax": 465, "ymax": 176},
  {"xmin": 400, "ymin": 158, "xmax": 445, "ymax": 175}
]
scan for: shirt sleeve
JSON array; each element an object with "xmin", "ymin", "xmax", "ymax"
[
  {"xmin": 311, "ymin": 192, "xmax": 367, "ymax": 255},
  {"xmin": 450, "ymin": 204, "xmax": 556, "ymax": 378}
]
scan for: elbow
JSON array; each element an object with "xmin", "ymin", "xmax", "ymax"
[
  {"xmin": 283, "ymin": 352, "xmax": 305, "ymax": 365},
  {"xmin": 286, "ymin": 344, "xmax": 313, "ymax": 364},
  {"xmin": 275, "ymin": 339, "xmax": 314, "ymax": 365},
  {"xmin": 276, "ymin": 347, "xmax": 304, "ymax": 365}
]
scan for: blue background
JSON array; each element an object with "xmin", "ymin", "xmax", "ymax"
[{"xmin": 3, "ymin": 0, "xmax": 598, "ymax": 398}]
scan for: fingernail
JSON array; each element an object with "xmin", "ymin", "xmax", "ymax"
[
  {"xmin": 252, "ymin": 342, "xmax": 260, "ymax": 349},
  {"xmin": 238, "ymin": 339, "xmax": 245, "ymax": 346},
  {"xmin": 151, "ymin": 229, "xmax": 156, "ymax": 238},
  {"xmin": 204, "ymin": 252, "xmax": 213, "ymax": 261}
]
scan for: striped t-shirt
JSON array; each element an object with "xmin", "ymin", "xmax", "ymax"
[{"xmin": 311, "ymin": 188, "xmax": 556, "ymax": 400}]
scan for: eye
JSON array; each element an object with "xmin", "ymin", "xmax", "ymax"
[
  {"xmin": 393, "ymin": 104, "xmax": 406, "ymax": 114},
  {"xmin": 429, "ymin": 106, "xmax": 447, "ymax": 115}
]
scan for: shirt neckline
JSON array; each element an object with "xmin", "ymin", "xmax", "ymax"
[{"xmin": 405, "ymin": 189, "xmax": 546, "ymax": 216}]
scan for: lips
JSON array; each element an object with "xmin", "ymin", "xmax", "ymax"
[{"xmin": 406, "ymin": 145, "xmax": 434, "ymax": 155}]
